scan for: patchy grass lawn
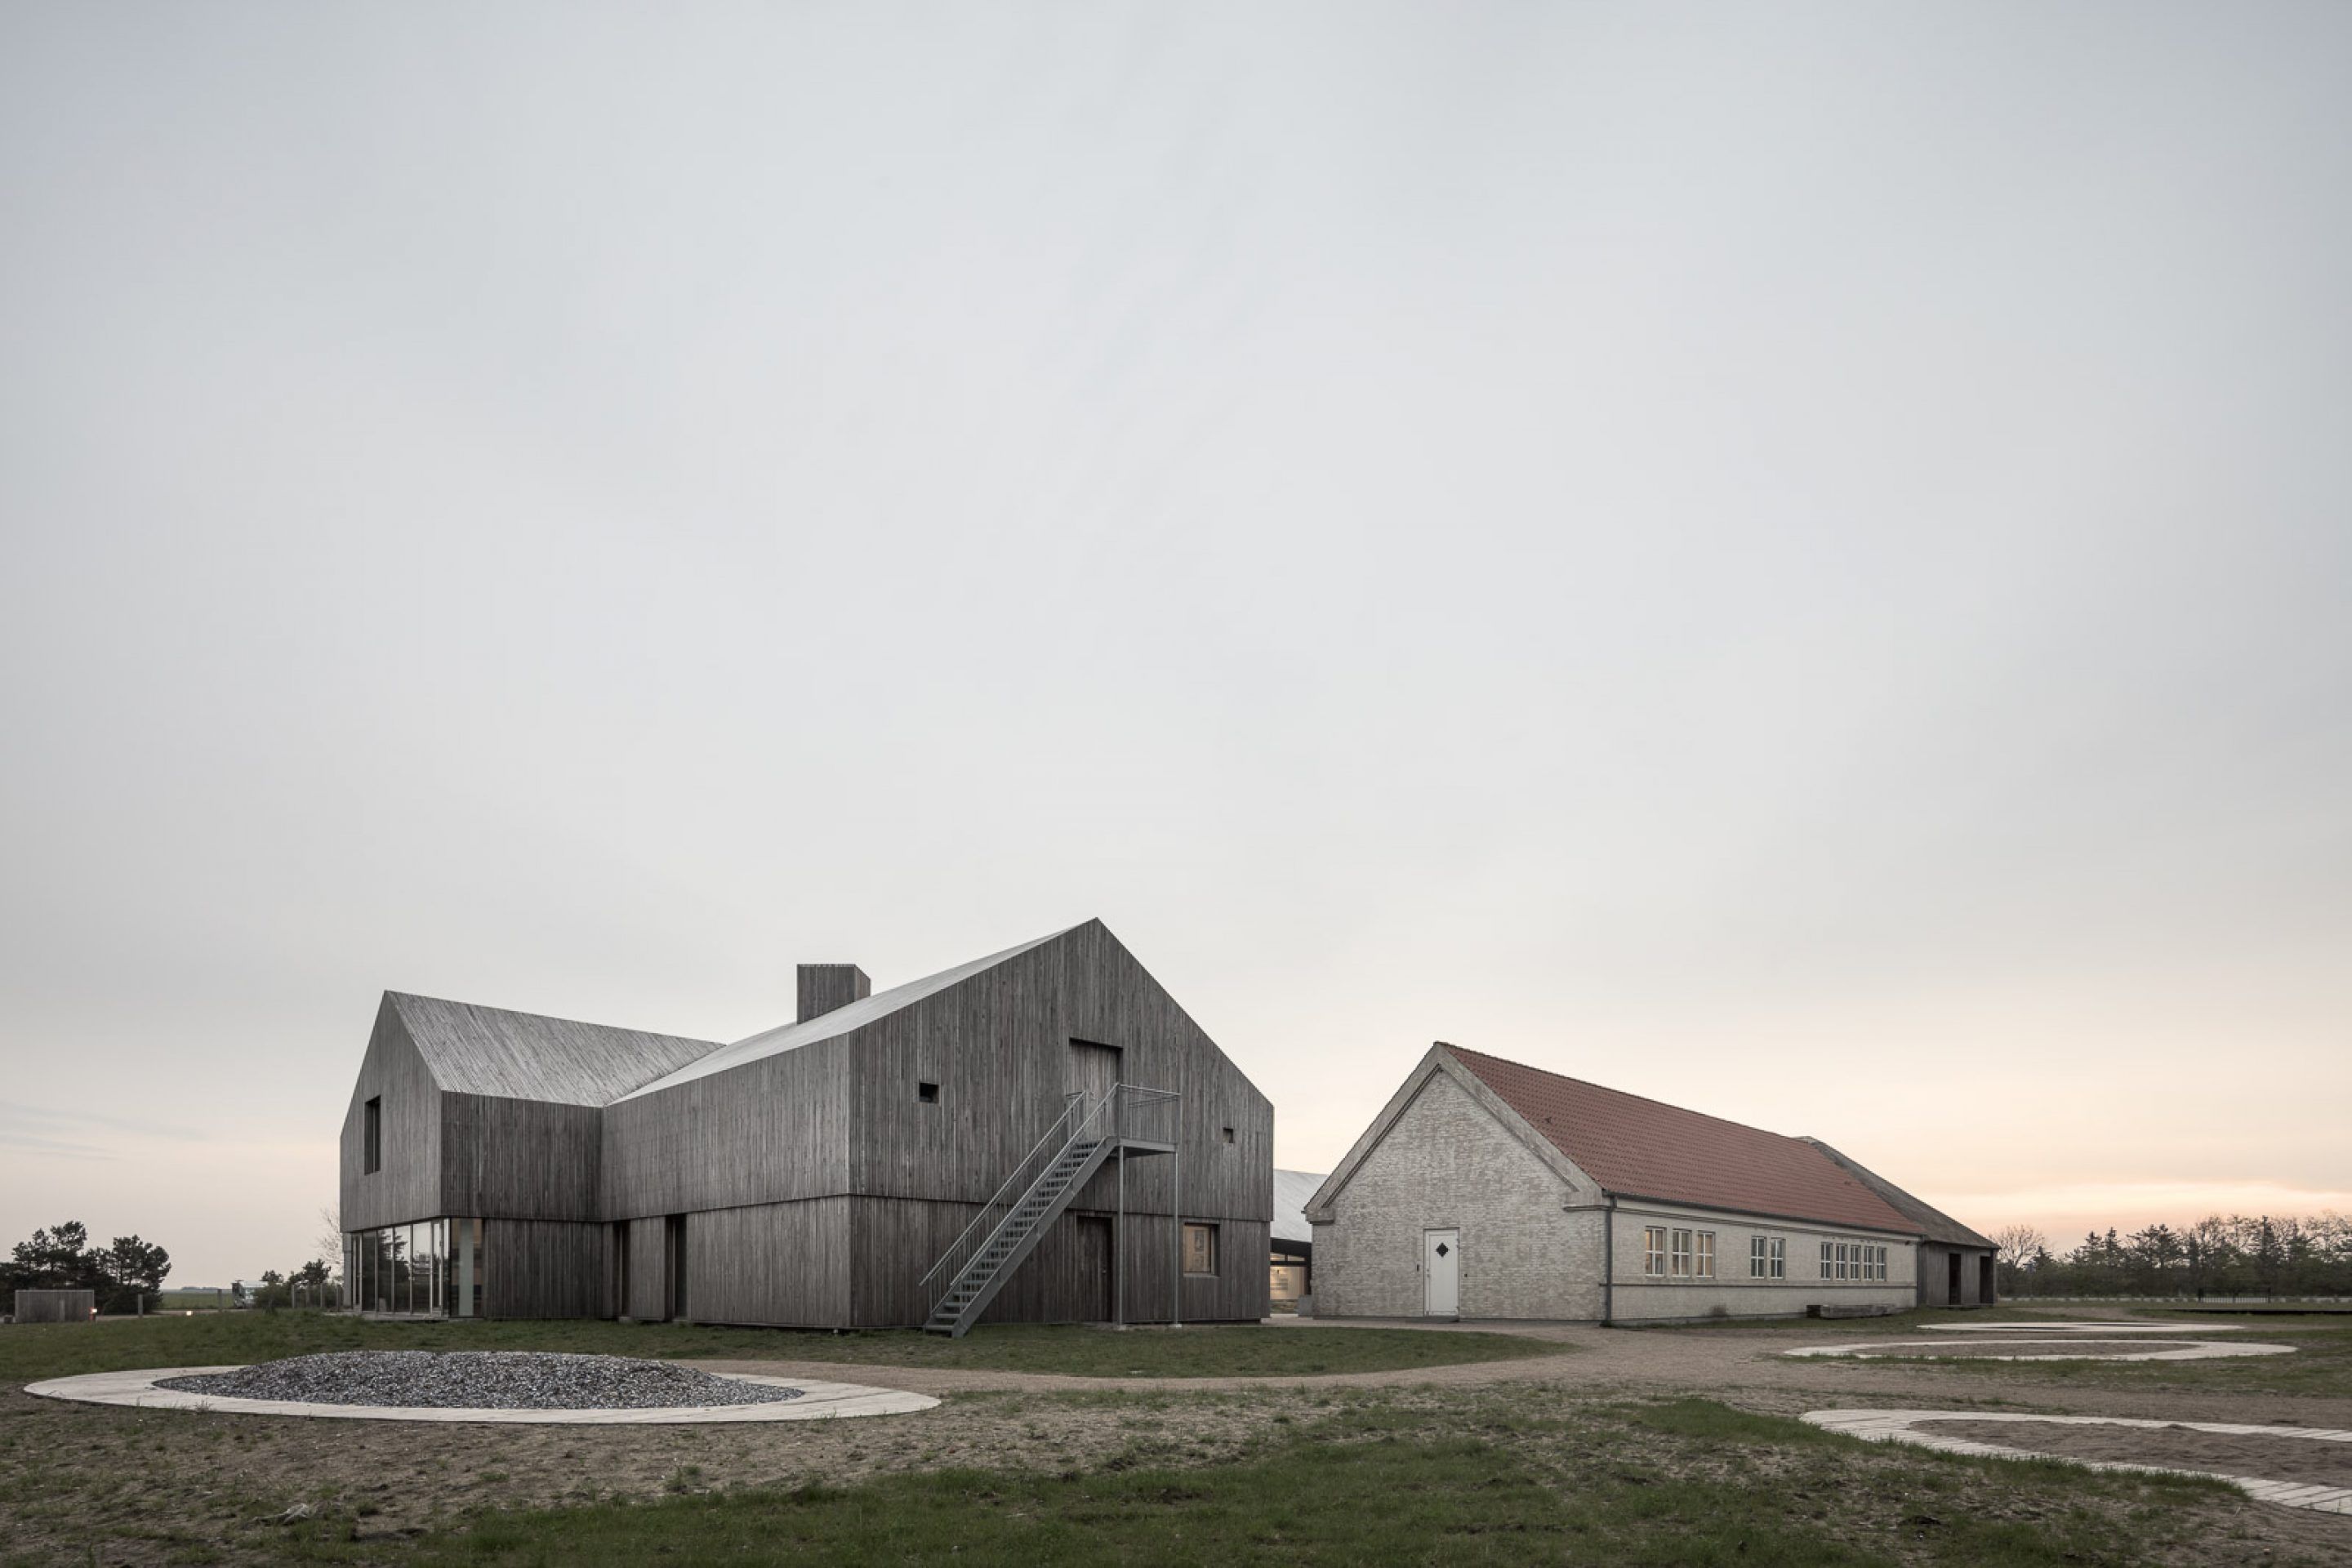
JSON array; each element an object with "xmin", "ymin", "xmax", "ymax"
[
  {"xmin": 123, "ymin": 1393, "xmax": 2299, "ymax": 1568},
  {"xmin": 0, "ymin": 1313, "xmax": 1556, "ymax": 1384}
]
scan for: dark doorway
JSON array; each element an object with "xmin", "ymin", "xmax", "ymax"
[
  {"xmin": 612, "ymin": 1223, "xmax": 630, "ymax": 1319},
  {"xmin": 1946, "ymin": 1250, "xmax": 1962, "ymax": 1305},
  {"xmin": 1071, "ymin": 1215, "xmax": 1114, "ymax": 1322},
  {"xmin": 1978, "ymin": 1253, "xmax": 1995, "ymax": 1306},
  {"xmin": 665, "ymin": 1215, "xmax": 688, "ymax": 1322}
]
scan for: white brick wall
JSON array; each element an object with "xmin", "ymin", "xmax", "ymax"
[
  {"xmin": 1606, "ymin": 1202, "xmax": 1915, "ymax": 1322},
  {"xmin": 1312, "ymin": 1070, "xmax": 1604, "ymax": 1320}
]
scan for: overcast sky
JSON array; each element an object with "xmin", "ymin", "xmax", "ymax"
[{"xmin": 3, "ymin": 3, "xmax": 2347, "ymax": 1287}]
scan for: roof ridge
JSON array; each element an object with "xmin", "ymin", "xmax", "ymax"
[
  {"xmin": 386, "ymin": 990, "xmax": 721, "ymax": 1049},
  {"xmin": 1438, "ymin": 1041, "xmax": 1811, "ymax": 1148}
]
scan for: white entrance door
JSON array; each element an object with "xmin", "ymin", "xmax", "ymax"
[{"xmin": 1424, "ymin": 1228, "xmax": 1459, "ymax": 1316}]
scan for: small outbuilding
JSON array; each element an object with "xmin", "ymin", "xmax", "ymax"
[
  {"xmin": 1802, "ymin": 1138, "xmax": 1996, "ymax": 1307},
  {"xmin": 12, "ymin": 1290, "xmax": 96, "ymax": 1324}
]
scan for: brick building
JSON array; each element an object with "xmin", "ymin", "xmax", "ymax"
[{"xmin": 1306, "ymin": 1043, "xmax": 1989, "ymax": 1323}]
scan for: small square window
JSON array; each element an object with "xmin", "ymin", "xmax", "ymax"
[
  {"xmin": 1222, "ymin": 1126, "xmax": 1235, "ymax": 1144},
  {"xmin": 917, "ymin": 1081, "xmax": 939, "ymax": 1104}
]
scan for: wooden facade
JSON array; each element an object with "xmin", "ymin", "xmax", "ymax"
[{"xmin": 338, "ymin": 920, "xmax": 1272, "ymax": 1328}]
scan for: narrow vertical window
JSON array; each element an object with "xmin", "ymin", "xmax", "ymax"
[
  {"xmin": 1771, "ymin": 1237, "xmax": 1786, "ymax": 1279},
  {"xmin": 1671, "ymin": 1229, "xmax": 1693, "ymax": 1276},
  {"xmin": 1695, "ymin": 1232, "xmax": 1715, "ymax": 1279},
  {"xmin": 1183, "ymin": 1223, "xmax": 1218, "ymax": 1276},
  {"xmin": 1749, "ymin": 1236, "xmax": 1767, "ymax": 1278},
  {"xmin": 363, "ymin": 1097, "xmax": 381, "ymax": 1174},
  {"xmin": 1644, "ymin": 1227, "xmax": 1668, "ymax": 1276}
]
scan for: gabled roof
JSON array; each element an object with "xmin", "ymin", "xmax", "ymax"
[
  {"xmin": 1441, "ymin": 1045, "xmax": 1920, "ymax": 1236},
  {"xmin": 612, "ymin": 924, "xmax": 1080, "ymax": 1102},
  {"xmin": 1802, "ymin": 1138, "xmax": 1993, "ymax": 1249},
  {"xmin": 389, "ymin": 992, "xmax": 721, "ymax": 1107},
  {"xmin": 1272, "ymin": 1169, "xmax": 1325, "ymax": 1248}
]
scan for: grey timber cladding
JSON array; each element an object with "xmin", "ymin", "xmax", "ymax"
[
  {"xmin": 341, "ymin": 998, "xmax": 443, "ymax": 1232},
  {"xmin": 341, "ymin": 918, "xmax": 1274, "ymax": 1328},
  {"xmin": 12, "ymin": 1290, "xmax": 96, "ymax": 1323},
  {"xmin": 442, "ymin": 1094, "xmax": 602, "ymax": 1223},
  {"xmin": 390, "ymin": 992, "xmax": 718, "ymax": 1106}
]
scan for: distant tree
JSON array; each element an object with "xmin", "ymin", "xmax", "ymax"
[
  {"xmin": 1990, "ymin": 1224, "xmax": 2045, "ymax": 1296},
  {"xmin": 93, "ymin": 1236, "xmax": 171, "ymax": 1314},
  {"xmin": 3, "ymin": 1221, "xmax": 112, "ymax": 1297}
]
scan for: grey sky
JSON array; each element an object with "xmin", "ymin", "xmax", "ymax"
[{"xmin": 3, "ymin": 3, "xmax": 2347, "ymax": 1285}]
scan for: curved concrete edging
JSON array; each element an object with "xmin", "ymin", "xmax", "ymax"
[
  {"xmin": 23, "ymin": 1365, "xmax": 938, "ymax": 1424},
  {"xmin": 1803, "ymin": 1408, "xmax": 2352, "ymax": 1514},
  {"xmin": 1924, "ymin": 1321, "xmax": 2248, "ymax": 1334},
  {"xmin": 1784, "ymin": 1339, "xmax": 2292, "ymax": 1363}
]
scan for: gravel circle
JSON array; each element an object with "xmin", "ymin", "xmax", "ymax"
[{"xmin": 157, "ymin": 1352, "xmax": 802, "ymax": 1410}]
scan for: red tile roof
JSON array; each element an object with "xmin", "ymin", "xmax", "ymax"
[{"xmin": 1442, "ymin": 1045, "xmax": 1919, "ymax": 1236}]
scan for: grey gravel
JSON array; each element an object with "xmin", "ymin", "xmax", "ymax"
[{"xmin": 157, "ymin": 1351, "xmax": 803, "ymax": 1410}]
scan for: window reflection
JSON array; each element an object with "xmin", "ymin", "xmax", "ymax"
[{"xmin": 343, "ymin": 1218, "xmax": 482, "ymax": 1316}]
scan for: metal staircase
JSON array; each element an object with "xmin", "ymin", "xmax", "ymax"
[{"xmin": 918, "ymin": 1085, "xmax": 1178, "ymax": 1337}]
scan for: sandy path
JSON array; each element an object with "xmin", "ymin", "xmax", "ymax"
[{"xmin": 695, "ymin": 1314, "xmax": 2352, "ymax": 1430}]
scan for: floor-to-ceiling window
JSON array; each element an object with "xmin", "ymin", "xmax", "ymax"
[{"xmin": 345, "ymin": 1218, "xmax": 479, "ymax": 1316}]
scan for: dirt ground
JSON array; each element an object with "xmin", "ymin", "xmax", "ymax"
[
  {"xmin": 6, "ymin": 1306, "xmax": 2350, "ymax": 1565},
  {"xmin": 1919, "ymin": 1419, "xmax": 2352, "ymax": 1490}
]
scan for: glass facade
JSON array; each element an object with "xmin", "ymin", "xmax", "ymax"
[{"xmin": 343, "ymin": 1218, "xmax": 486, "ymax": 1316}]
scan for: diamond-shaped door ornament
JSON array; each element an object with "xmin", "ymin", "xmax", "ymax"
[{"xmin": 1435, "ymin": 1242, "xmax": 1450, "ymax": 1258}]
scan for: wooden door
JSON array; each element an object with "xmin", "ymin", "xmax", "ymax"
[
  {"xmin": 1424, "ymin": 1228, "xmax": 1459, "ymax": 1316},
  {"xmin": 1067, "ymin": 1040, "xmax": 1123, "ymax": 1109},
  {"xmin": 1071, "ymin": 1215, "xmax": 1113, "ymax": 1322}
]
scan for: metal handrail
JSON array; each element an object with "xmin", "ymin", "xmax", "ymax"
[
  {"xmin": 920, "ymin": 1082, "xmax": 1179, "ymax": 1321},
  {"xmin": 918, "ymin": 1092, "xmax": 1088, "ymax": 1303}
]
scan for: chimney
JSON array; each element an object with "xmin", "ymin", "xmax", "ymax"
[{"xmin": 797, "ymin": 963, "xmax": 871, "ymax": 1023}]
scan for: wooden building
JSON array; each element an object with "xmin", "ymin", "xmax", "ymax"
[
  {"xmin": 10, "ymin": 1290, "xmax": 95, "ymax": 1324},
  {"xmin": 338, "ymin": 920, "xmax": 1272, "ymax": 1330},
  {"xmin": 1269, "ymin": 1169, "xmax": 1323, "ymax": 1307},
  {"xmin": 1308, "ymin": 1044, "xmax": 1990, "ymax": 1323}
]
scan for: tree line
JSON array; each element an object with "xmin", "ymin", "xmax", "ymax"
[
  {"xmin": 1990, "ymin": 1213, "xmax": 2352, "ymax": 1298},
  {"xmin": 2, "ymin": 1221, "xmax": 172, "ymax": 1315}
]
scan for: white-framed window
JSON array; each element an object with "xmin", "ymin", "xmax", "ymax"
[
  {"xmin": 1749, "ymin": 1235, "xmax": 1771, "ymax": 1278},
  {"xmin": 1766, "ymin": 1236, "xmax": 1784, "ymax": 1278},
  {"xmin": 1835, "ymin": 1241, "xmax": 1850, "ymax": 1281},
  {"xmin": 1695, "ymin": 1232, "xmax": 1715, "ymax": 1279},
  {"xmin": 1643, "ymin": 1227, "xmax": 1668, "ymax": 1277},
  {"xmin": 1820, "ymin": 1240, "xmax": 1833, "ymax": 1279},
  {"xmin": 1670, "ymin": 1228, "xmax": 1693, "ymax": 1277},
  {"xmin": 1876, "ymin": 1245, "xmax": 1889, "ymax": 1281}
]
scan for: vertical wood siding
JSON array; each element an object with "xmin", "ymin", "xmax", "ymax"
[
  {"xmin": 345, "ymin": 920, "xmax": 1272, "ymax": 1329},
  {"xmin": 483, "ymin": 1220, "xmax": 604, "ymax": 1319},
  {"xmin": 683, "ymin": 1200, "xmax": 852, "ymax": 1326},
  {"xmin": 340, "ymin": 1000, "xmax": 443, "ymax": 1232},
  {"xmin": 441, "ymin": 1094, "xmax": 601, "ymax": 1222},
  {"xmin": 599, "ymin": 1036, "xmax": 853, "ymax": 1218}
]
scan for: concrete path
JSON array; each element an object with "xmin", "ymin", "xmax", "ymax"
[{"xmin": 1806, "ymin": 1409, "xmax": 2352, "ymax": 1515}]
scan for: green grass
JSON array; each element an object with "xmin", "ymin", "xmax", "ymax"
[
  {"xmin": 0, "ymin": 1313, "xmax": 1557, "ymax": 1385},
  {"xmin": 261, "ymin": 1398, "xmax": 2243, "ymax": 1568}
]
